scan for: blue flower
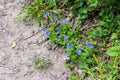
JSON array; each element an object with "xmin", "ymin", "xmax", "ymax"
[
  {"xmin": 57, "ymin": 18, "xmax": 68, "ymax": 24},
  {"xmin": 43, "ymin": 12, "xmax": 49, "ymax": 16},
  {"xmin": 51, "ymin": 18, "xmax": 57, "ymax": 22},
  {"xmin": 62, "ymin": 18, "xmax": 69, "ymax": 22},
  {"xmin": 57, "ymin": 18, "xmax": 62, "ymax": 24},
  {"xmin": 56, "ymin": 29, "xmax": 61, "ymax": 34},
  {"xmin": 49, "ymin": 12, "xmax": 53, "ymax": 16},
  {"xmin": 41, "ymin": 28, "xmax": 49, "ymax": 36},
  {"xmin": 45, "ymin": 31, "xmax": 49, "ymax": 36},
  {"xmin": 66, "ymin": 43, "xmax": 71, "ymax": 49},
  {"xmin": 41, "ymin": 28, "xmax": 46, "ymax": 33},
  {"xmin": 86, "ymin": 42, "xmax": 94, "ymax": 49},
  {"xmin": 75, "ymin": 49, "xmax": 82, "ymax": 54},
  {"xmin": 89, "ymin": 45, "xmax": 94, "ymax": 48},
  {"xmin": 86, "ymin": 42, "xmax": 90, "ymax": 46},
  {"xmin": 45, "ymin": 32, "xmax": 49, "ymax": 36},
  {"xmin": 57, "ymin": 36, "xmax": 61, "ymax": 41},
  {"xmin": 75, "ymin": 48, "xmax": 83, "ymax": 54},
  {"xmin": 64, "ymin": 35, "xmax": 68, "ymax": 41}
]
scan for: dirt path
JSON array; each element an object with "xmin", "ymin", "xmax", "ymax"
[{"xmin": 0, "ymin": 0, "xmax": 69, "ymax": 80}]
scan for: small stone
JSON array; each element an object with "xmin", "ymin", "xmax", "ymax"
[
  {"xmin": 47, "ymin": 46, "xmax": 52, "ymax": 51},
  {"xmin": 63, "ymin": 57, "xmax": 70, "ymax": 61}
]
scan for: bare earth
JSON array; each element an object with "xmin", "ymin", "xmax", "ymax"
[{"xmin": 0, "ymin": 0, "xmax": 69, "ymax": 80}]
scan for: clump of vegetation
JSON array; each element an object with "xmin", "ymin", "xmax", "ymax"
[
  {"xmin": 34, "ymin": 58, "xmax": 52, "ymax": 70},
  {"xmin": 19, "ymin": 0, "xmax": 120, "ymax": 79},
  {"xmin": 68, "ymin": 74, "xmax": 79, "ymax": 80}
]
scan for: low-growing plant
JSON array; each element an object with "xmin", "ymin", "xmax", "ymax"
[
  {"xmin": 68, "ymin": 74, "xmax": 79, "ymax": 80},
  {"xmin": 34, "ymin": 58, "xmax": 52, "ymax": 70},
  {"xmin": 20, "ymin": 0, "xmax": 120, "ymax": 80}
]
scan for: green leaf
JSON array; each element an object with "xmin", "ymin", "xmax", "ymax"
[
  {"xmin": 106, "ymin": 46, "xmax": 120, "ymax": 56},
  {"xmin": 98, "ymin": 20, "xmax": 106, "ymax": 26},
  {"xmin": 79, "ymin": 8, "xmax": 88, "ymax": 14},
  {"xmin": 79, "ymin": 64, "xmax": 85, "ymax": 69},
  {"xmin": 111, "ymin": 33, "xmax": 118, "ymax": 39},
  {"xmin": 89, "ymin": 0, "xmax": 98, "ymax": 7}
]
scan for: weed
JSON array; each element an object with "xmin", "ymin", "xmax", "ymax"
[{"xmin": 34, "ymin": 58, "xmax": 52, "ymax": 70}]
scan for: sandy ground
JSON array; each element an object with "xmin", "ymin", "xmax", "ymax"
[{"xmin": 0, "ymin": 0, "xmax": 69, "ymax": 80}]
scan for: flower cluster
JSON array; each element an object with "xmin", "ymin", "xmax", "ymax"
[
  {"xmin": 57, "ymin": 36, "xmax": 61, "ymax": 41},
  {"xmin": 43, "ymin": 11, "xmax": 53, "ymax": 16},
  {"xmin": 64, "ymin": 35, "xmax": 68, "ymax": 41},
  {"xmin": 56, "ymin": 29, "xmax": 61, "ymax": 34},
  {"xmin": 64, "ymin": 41, "xmax": 94, "ymax": 55},
  {"xmin": 75, "ymin": 48, "xmax": 83, "ymax": 54},
  {"xmin": 43, "ymin": 12, "xmax": 94, "ymax": 56},
  {"xmin": 56, "ymin": 29, "xmax": 69, "ymax": 42},
  {"xmin": 66, "ymin": 43, "xmax": 71, "ymax": 49},
  {"xmin": 57, "ymin": 18, "xmax": 69, "ymax": 24},
  {"xmin": 51, "ymin": 18, "xmax": 57, "ymax": 22},
  {"xmin": 86, "ymin": 42, "xmax": 94, "ymax": 48},
  {"xmin": 51, "ymin": 18, "xmax": 69, "ymax": 24},
  {"xmin": 41, "ymin": 28, "xmax": 49, "ymax": 36},
  {"xmin": 43, "ymin": 12, "xmax": 69, "ymax": 23}
]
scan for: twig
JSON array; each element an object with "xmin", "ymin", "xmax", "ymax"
[
  {"xmin": 23, "ymin": 29, "xmax": 41, "ymax": 41},
  {"xmin": 36, "ymin": 38, "xmax": 48, "ymax": 46},
  {"xmin": 16, "ymin": 28, "xmax": 41, "ymax": 43},
  {"xmin": 52, "ymin": 44, "xmax": 59, "ymax": 50}
]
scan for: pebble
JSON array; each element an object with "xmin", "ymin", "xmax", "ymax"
[
  {"xmin": 2, "ymin": 29, "xmax": 6, "ymax": 33},
  {"xmin": 63, "ymin": 57, "xmax": 70, "ymax": 61},
  {"xmin": 47, "ymin": 46, "xmax": 52, "ymax": 51}
]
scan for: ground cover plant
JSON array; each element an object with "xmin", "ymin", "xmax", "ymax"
[{"xmin": 19, "ymin": 0, "xmax": 120, "ymax": 79}]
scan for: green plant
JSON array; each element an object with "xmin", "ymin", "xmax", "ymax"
[
  {"xmin": 34, "ymin": 58, "xmax": 52, "ymax": 70},
  {"xmin": 20, "ymin": 0, "xmax": 120, "ymax": 79},
  {"xmin": 107, "ymin": 46, "xmax": 120, "ymax": 57},
  {"xmin": 68, "ymin": 74, "xmax": 79, "ymax": 80}
]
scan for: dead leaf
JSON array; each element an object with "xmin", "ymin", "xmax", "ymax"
[{"xmin": 11, "ymin": 42, "xmax": 16, "ymax": 48}]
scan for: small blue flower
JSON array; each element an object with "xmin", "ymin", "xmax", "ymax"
[
  {"xmin": 64, "ymin": 35, "xmax": 68, "ymax": 41},
  {"xmin": 56, "ymin": 29, "xmax": 61, "ymax": 34},
  {"xmin": 86, "ymin": 42, "xmax": 94, "ymax": 49},
  {"xmin": 51, "ymin": 18, "xmax": 57, "ymax": 22},
  {"xmin": 57, "ymin": 36, "xmax": 61, "ymax": 41},
  {"xmin": 66, "ymin": 43, "xmax": 71, "ymax": 49},
  {"xmin": 41, "ymin": 28, "xmax": 49, "ymax": 36},
  {"xmin": 45, "ymin": 31, "xmax": 49, "ymax": 36},
  {"xmin": 49, "ymin": 12, "xmax": 53, "ymax": 16},
  {"xmin": 62, "ymin": 18, "xmax": 68, "ymax": 22},
  {"xmin": 75, "ymin": 49, "xmax": 82, "ymax": 54},
  {"xmin": 57, "ymin": 18, "xmax": 69, "ymax": 24},
  {"xmin": 86, "ymin": 42, "xmax": 90, "ymax": 46},
  {"xmin": 41, "ymin": 28, "xmax": 46, "ymax": 33},
  {"xmin": 43, "ymin": 12, "xmax": 49, "ymax": 16},
  {"xmin": 57, "ymin": 18, "xmax": 62, "ymax": 24},
  {"xmin": 89, "ymin": 45, "xmax": 94, "ymax": 48}
]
